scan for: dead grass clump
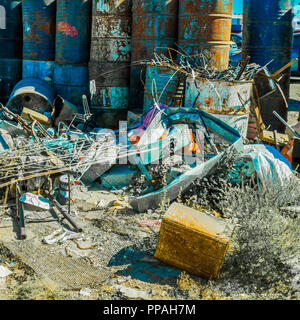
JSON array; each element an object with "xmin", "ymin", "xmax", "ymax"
[{"xmin": 220, "ymin": 180, "xmax": 300, "ymax": 297}]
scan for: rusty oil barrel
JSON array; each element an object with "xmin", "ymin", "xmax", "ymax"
[
  {"xmin": 0, "ymin": 1, "xmax": 22, "ymax": 103},
  {"xmin": 23, "ymin": 0, "xmax": 56, "ymax": 61},
  {"xmin": 130, "ymin": 0, "xmax": 178, "ymax": 111},
  {"xmin": 243, "ymin": 0, "xmax": 294, "ymax": 133},
  {"xmin": 55, "ymin": 0, "xmax": 92, "ymax": 64},
  {"xmin": 89, "ymin": 0, "xmax": 131, "ymax": 112},
  {"xmin": 178, "ymin": 0, "xmax": 233, "ymax": 71}
]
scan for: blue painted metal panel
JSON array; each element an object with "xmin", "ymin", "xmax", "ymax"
[
  {"xmin": 22, "ymin": 0, "xmax": 56, "ymax": 61},
  {"xmin": 54, "ymin": 63, "xmax": 89, "ymax": 110},
  {"xmin": 56, "ymin": 0, "xmax": 92, "ymax": 64},
  {"xmin": 243, "ymin": 0, "xmax": 293, "ymax": 72},
  {"xmin": 23, "ymin": 60, "xmax": 55, "ymax": 85}
]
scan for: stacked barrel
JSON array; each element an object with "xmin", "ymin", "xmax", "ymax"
[
  {"xmin": 130, "ymin": 0, "xmax": 178, "ymax": 110},
  {"xmin": 243, "ymin": 0, "xmax": 294, "ymax": 133},
  {"xmin": 89, "ymin": 0, "xmax": 132, "ymax": 125},
  {"xmin": 54, "ymin": 0, "xmax": 92, "ymax": 111},
  {"xmin": 178, "ymin": 0, "xmax": 233, "ymax": 71},
  {"xmin": 22, "ymin": 0, "xmax": 56, "ymax": 85},
  {"xmin": 0, "ymin": 0, "xmax": 22, "ymax": 104}
]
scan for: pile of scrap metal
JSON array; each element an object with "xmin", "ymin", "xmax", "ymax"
[
  {"xmin": 138, "ymin": 48, "xmax": 300, "ymax": 170},
  {"xmin": 0, "ymin": 48, "xmax": 299, "ymax": 240}
]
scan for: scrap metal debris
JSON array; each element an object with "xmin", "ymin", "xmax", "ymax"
[{"xmin": 0, "ymin": 44, "xmax": 299, "ymax": 299}]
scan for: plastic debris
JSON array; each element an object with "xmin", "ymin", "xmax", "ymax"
[
  {"xmin": 114, "ymin": 285, "xmax": 152, "ymax": 300},
  {"xmin": 0, "ymin": 266, "xmax": 12, "ymax": 278},
  {"xmin": 42, "ymin": 228, "xmax": 84, "ymax": 245},
  {"xmin": 79, "ymin": 287, "xmax": 92, "ymax": 297},
  {"xmin": 19, "ymin": 193, "xmax": 51, "ymax": 211}
]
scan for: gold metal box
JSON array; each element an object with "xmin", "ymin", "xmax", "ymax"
[{"xmin": 154, "ymin": 202, "xmax": 235, "ymax": 280}]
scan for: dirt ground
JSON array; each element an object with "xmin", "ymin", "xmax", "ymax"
[{"xmin": 0, "ymin": 80, "xmax": 299, "ymax": 301}]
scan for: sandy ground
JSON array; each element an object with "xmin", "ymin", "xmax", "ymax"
[{"xmin": 288, "ymin": 78, "xmax": 300, "ymax": 124}]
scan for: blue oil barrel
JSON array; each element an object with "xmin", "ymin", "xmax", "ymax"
[
  {"xmin": 22, "ymin": 0, "xmax": 56, "ymax": 61},
  {"xmin": 178, "ymin": 0, "xmax": 233, "ymax": 71},
  {"xmin": 23, "ymin": 60, "xmax": 55, "ymax": 85},
  {"xmin": 54, "ymin": 63, "xmax": 89, "ymax": 111},
  {"xmin": 243, "ymin": 0, "xmax": 294, "ymax": 133},
  {"xmin": 89, "ymin": 0, "xmax": 131, "ymax": 111},
  {"xmin": 6, "ymin": 78, "xmax": 54, "ymax": 115},
  {"xmin": 0, "ymin": 1, "xmax": 22, "ymax": 103},
  {"xmin": 55, "ymin": 0, "xmax": 92, "ymax": 64},
  {"xmin": 130, "ymin": 0, "xmax": 178, "ymax": 110},
  {"xmin": 143, "ymin": 65, "xmax": 180, "ymax": 114}
]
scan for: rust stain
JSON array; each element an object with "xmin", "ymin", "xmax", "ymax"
[{"xmin": 204, "ymin": 97, "xmax": 214, "ymax": 108}]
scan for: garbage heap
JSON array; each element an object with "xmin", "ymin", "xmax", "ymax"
[{"xmin": 0, "ymin": 48, "xmax": 299, "ymax": 282}]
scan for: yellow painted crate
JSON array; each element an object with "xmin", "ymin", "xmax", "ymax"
[{"xmin": 154, "ymin": 203, "xmax": 235, "ymax": 280}]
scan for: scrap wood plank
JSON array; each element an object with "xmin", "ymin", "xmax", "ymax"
[
  {"xmin": 21, "ymin": 107, "xmax": 52, "ymax": 127},
  {"xmin": 260, "ymin": 130, "xmax": 289, "ymax": 146},
  {"xmin": 252, "ymin": 85, "xmax": 289, "ymax": 146}
]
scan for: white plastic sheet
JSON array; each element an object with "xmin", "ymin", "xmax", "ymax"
[{"xmin": 241, "ymin": 145, "xmax": 294, "ymax": 186}]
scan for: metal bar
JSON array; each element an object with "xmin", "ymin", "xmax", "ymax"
[
  {"xmin": 236, "ymin": 55, "xmax": 250, "ymax": 80},
  {"xmin": 15, "ymin": 183, "xmax": 26, "ymax": 240},
  {"xmin": 272, "ymin": 58, "xmax": 298, "ymax": 78},
  {"xmin": 26, "ymin": 219, "xmax": 59, "ymax": 224},
  {"xmin": 258, "ymin": 88, "xmax": 277, "ymax": 101},
  {"xmin": 48, "ymin": 194, "xmax": 82, "ymax": 233},
  {"xmin": 273, "ymin": 130, "xmax": 280, "ymax": 151},
  {"xmin": 273, "ymin": 111, "xmax": 300, "ymax": 139}
]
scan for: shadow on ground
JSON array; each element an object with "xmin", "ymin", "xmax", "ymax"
[{"xmin": 108, "ymin": 245, "xmax": 181, "ymax": 285}]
